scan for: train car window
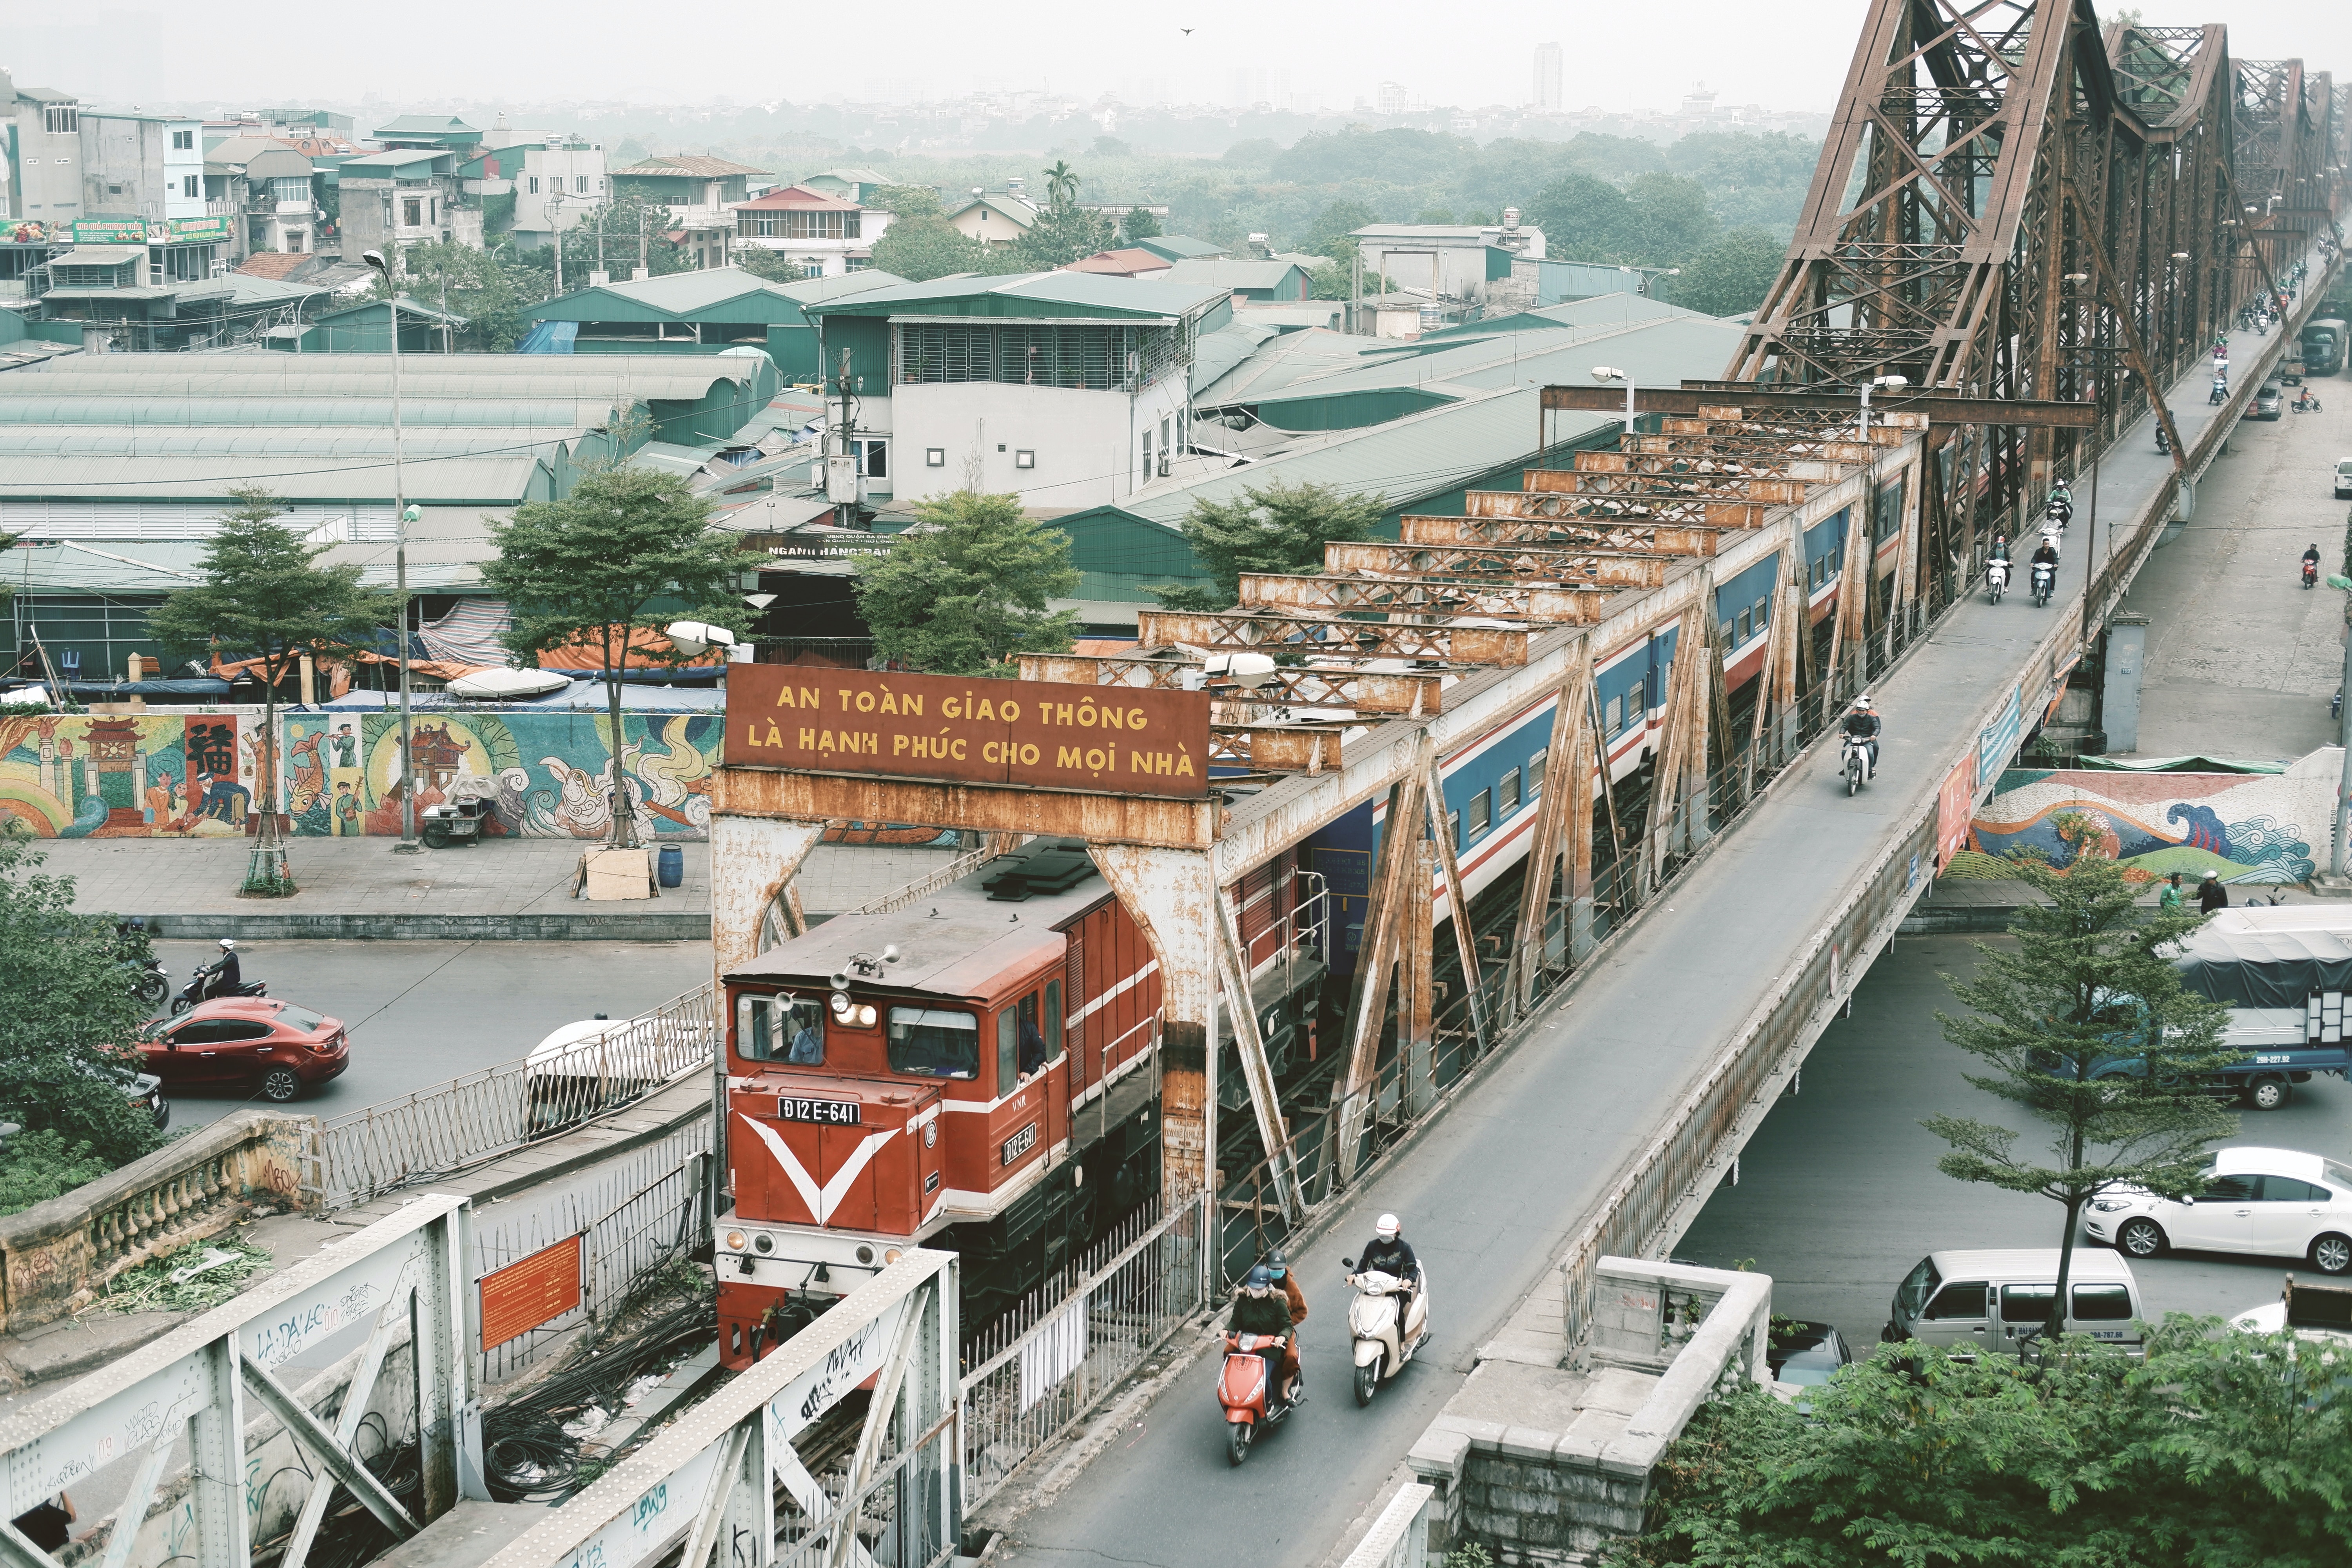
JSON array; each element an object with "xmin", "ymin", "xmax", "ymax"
[
  {"xmin": 997, "ymin": 1009, "xmax": 1019, "ymax": 1090},
  {"xmin": 887, "ymin": 1007, "xmax": 978, "ymax": 1078},
  {"xmin": 1017, "ymin": 993, "xmax": 1046, "ymax": 1076},
  {"xmin": 1498, "ymin": 768, "xmax": 1521, "ymax": 816},
  {"xmin": 1044, "ymin": 980, "xmax": 1064, "ymax": 1064},
  {"xmin": 1627, "ymin": 679, "xmax": 1644, "ymax": 720},
  {"xmin": 735, "ymin": 994, "xmax": 827, "ymax": 1064},
  {"xmin": 1528, "ymin": 748, "xmax": 1546, "ymax": 797},
  {"xmin": 1468, "ymin": 789, "xmax": 1492, "ymax": 840},
  {"xmin": 1605, "ymin": 695, "xmax": 1622, "ymax": 734}
]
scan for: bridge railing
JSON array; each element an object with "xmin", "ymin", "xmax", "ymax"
[{"xmin": 315, "ymin": 983, "xmax": 717, "ymax": 1208}]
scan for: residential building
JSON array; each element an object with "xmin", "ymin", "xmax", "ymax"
[
  {"xmin": 337, "ymin": 149, "xmax": 480, "ymax": 261},
  {"xmin": 207, "ymin": 136, "xmax": 319, "ymax": 259},
  {"xmin": 1377, "ymin": 82, "xmax": 1410, "ymax": 116},
  {"xmin": 1535, "ymin": 43, "xmax": 1564, "ymax": 111},
  {"xmin": 800, "ymin": 167, "xmax": 893, "ymax": 205},
  {"xmin": 802, "ymin": 271, "xmax": 1234, "ymax": 509},
  {"xmin": 0, "ymin": 73, "xmax": 91, "ymax": 228},
  {"xmin": 517, "ymin": 266, "xmax": 901, "ymax": 378},
  {"xmin": 942, "ymin": 191, "xmax": 1035, "ymax": 250},
  {"xmin": 370, "ymin": 115, "xmax": 486, "ymax": 154},
  {"xmin": 1349, "ymin": 218, "xmax": 1548, "ymax": 306},
  {"xmin": 498, "ymin": 135, "xmax": 609, "ymax": 249},
  {"xmin": 728, "ymin": 186, "xmax": 889, "ymax": 277},
  {"xmin": 23, "ymin": 244, "xmax": 320, "ymax": 351},
  {"xmin": 612, "ymin": 156, "xmax": 770, "ymax": 270}
]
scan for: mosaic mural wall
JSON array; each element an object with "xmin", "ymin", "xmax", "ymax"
[
  {"xmin": 279, "ymin": 711, "xmax": 720, "ymax": 839},
  {"xmin": 0, "ymin": 712, "xmax": 263, "ymax": 838},
  {"xmin": 1971, "ymin": 766, "xmax": 2332, "ymax": 885}
]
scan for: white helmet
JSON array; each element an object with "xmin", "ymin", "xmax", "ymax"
[
  {"xmin": 1375, "ymin": 1214, "xmax": 1401, "ymax": 1239},
  {"xmin": 218, "ymin": 938, "xmax": 237, "ymax": 952},
  {"xmin": 1855, "ymin": 695, "xmax": 1873, "ymax": 711}
]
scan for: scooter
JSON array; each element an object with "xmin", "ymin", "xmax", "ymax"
[
  {"xmin": 1986, "ymin": 557, "xmax": 2009, "ymax": 604},
  {"xmin": 2210, "ymin": 376, "xmax": 2229, "ymax": 405},
  {"xmin": 1215, "ymin": 1331, "xmax": 1294, "ymax": 1466},
  {"xmin": 2305, "ymin": 559, "xmax": 2321, "ymax": 590},
  {"xmin": 2031, "ymin": 560, "xmax": 2056, "ymax": 608},
  {"xmin": 170, "ymin": 960, "xmax": 267, "ymax": 1016},
  {"xmin": 1343, "ymin": 1265, "xmax": 1430, "ymax": 1407},
  {"xmin": 1842, "ymin": 734, "xmax": 1874, "ymax": 796},
  {"xmin": 2155, "ymin": 426, "xmax": 2170, "ymax": 455},
  {"xmin": 2296, "ymin": 391, "xmax": 2325, "ymax": 413},
  {"xmin": 117, "ymin": 920, "xmax": 168, "ymax": 1009}
]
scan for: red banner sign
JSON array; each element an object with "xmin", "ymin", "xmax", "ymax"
[
  {"xmin": 725, "ymin": 666, "xmax": 1211, "ymax": 800},
  {"xmin": 1935, "ymin": 752, "xmax": 1979, "ymax": 869},
  {"xmin": 479, "ymin": 1234, "xmax": 582, "ymax": 1350}
]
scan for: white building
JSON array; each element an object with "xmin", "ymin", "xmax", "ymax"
[
  {"xmin": 478, "ymin": 128, "xmax": 608, "ymax": 249},
  {"xmin": 1535, "ymin": 43, "xmax": 1564, "ymax": 111},
  {"xmin": 727, "ymin": 185, "xmax": 891, "ymax": 278}
]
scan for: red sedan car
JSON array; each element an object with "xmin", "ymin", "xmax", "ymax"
[{"xmin": 140, "ymin": 998, "xmax": 350, "ymax": 1102}]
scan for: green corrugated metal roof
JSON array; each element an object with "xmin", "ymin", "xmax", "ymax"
[
  {"xmin": 1190, "ymin": 322, "xmax": 1280, "ymax": 396},
  {"xmin": 1135, "ymin": 235, "xmax": 1226, "ymax": 261},
  {"xmin": 0, "ymin": 396, "xmax": 634, "ymax": 428},
  {"xmin": 1159, "ymin": 259, "xmax": 1308, "ymax": 292},
  {"xmin": 521, "ymin": 266, "xmax": 906, "ymax": 326},
  {"xmin": 337, "ymin": 150, "xmax": 451, "ymax": 172},
  {"xmin": 0, "ymin": 426, "xmax": 568, "ymax": 458},
  {"xmin": 0, "ymin": 451, "xmax": 546, "ymax": 501},
  {"xmin": 805, "ymin": 270, "xmax": 1231, "ymax": 321}
]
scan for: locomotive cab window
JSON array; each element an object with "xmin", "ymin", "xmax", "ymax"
[
  {"xmin": 996, "ymin": 991, "xmax": 1050, "ymax": 1089},
  {"xmin": 887, "ymin": 1007, "xmax": 978, "ymax": 1078},
  {"xmin": 737, "ymin": 994, "xmax": 828, "ymax": 1065}
]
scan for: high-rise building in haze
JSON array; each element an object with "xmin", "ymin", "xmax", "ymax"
[
  {"xmin": 1377, "ymin": 81, "xmax": 1409, "ymax": 116},
  {"xmin": 1534, "ymin": 43, "xmax": 1563, "ymax": 111}
]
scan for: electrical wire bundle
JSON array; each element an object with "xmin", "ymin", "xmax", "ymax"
[{"xmin": 481, "ymin": 1294, "xmax": 717, "ymax": 1504}]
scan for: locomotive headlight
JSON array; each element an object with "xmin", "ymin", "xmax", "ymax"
[
  {"xmin": 884, "ymin": 1249, "xmax": 903, "ymax": 1265},
  {"xmin": 855, "ymin": 1245, "xmax": 876, "ymax": 1266},
  {"xmin": 753, "ymin": 1233, "xmax": 775, "ymax": 1254},
  {"xmin": 829, "ymin": 990, "xmax": 852, "ymax": 1018},
  {"xmin": 724, "ymin": 1230, "xmax": 746, "ymax": 1251}
]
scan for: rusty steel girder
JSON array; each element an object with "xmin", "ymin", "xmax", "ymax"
[
  {"xmin": 1237, "ymin": 570, "xmax": 1615, "ymax": 624},
  {"xmin": 1324, "ymin": 540, "xmax": 1672, "ymax": 588},
  {"xmin": 1520, "ymin": 465, "xmax": 1806, "ymax": 503},
  {"xmin": 1206, "ymin": 725, "xmax": 1352, "ymax": 775},
  {"xmin": 1463, "ymin": 488, "xmax": 1772, "ymax": 529},
  {"xmin": 1399, "ymin": 514, "xmax": 1721, "ymax": 556},
  {"xmin": 1569, "ymin": 450, "xmax": 1852, "ymax": 483},
  {"xmin": 1136, "ymin": 609, "xmax": 1530, "ymax": 666},
  {"xmin": 1014, "ymin": 653, "xmax": 1447, "ymax": 715}
]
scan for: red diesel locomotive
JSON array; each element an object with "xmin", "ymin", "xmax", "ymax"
[{"xmin": 718, "ymin": 839, "xmax": 1205, "ymax": 1366}]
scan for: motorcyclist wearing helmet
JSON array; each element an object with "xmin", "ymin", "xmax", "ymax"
[
  {"xmin": 1265, "ymin": 1250, "xmax": 1308, "ymax": 1399},
  {"xmin": 1228, "ymin": 1265, "xmax": 1294, "ymax": 1406},
  {"xmin": 210, "ymin": 939, "xmax": 241, "ymax": 1001},
  {"xmin": 1355, "ymin": 1214, "xmax": 1422, "ymax": 1311},
  {"xmin": 2031, "ymin": 534, "xmax": 2060, "ymax": 574},
  {"xmin": 2305, "ymin": 544, "xmax": 2323, "ymax": 579},
  {"xmin": 1841, "ymin": 696, "xmax": 1881, "ymax": 775},
  {"xmin": 1987, "ymin": 532, "xmax": 2012, "ymax": 564}
]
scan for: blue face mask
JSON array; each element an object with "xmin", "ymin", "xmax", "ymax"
[{"xmin": 1267, "ymin": 1268, "xmax": 1286, "ymax": 1281}]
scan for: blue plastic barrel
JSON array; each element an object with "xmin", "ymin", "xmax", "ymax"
[{"xmin": 657, "ymin": 844, "xmax": 684, "ymax": 888}]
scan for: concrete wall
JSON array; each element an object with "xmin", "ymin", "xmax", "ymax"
[{"xmin": 890, "ymin": 377, "xmax": 1188, "ymax": 508}]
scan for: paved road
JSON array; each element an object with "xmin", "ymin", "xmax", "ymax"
[
  {"xmin": 1676, "ymin": 933, "xmax": 2348, "ymax": 1347},
  {"xmin": 988, "ymin": 254, "xmax": 2340, "ymax": 1568},
  {"xmin": 2118, "ymin": 354, "xmax": 2352, "ymax": 760},
  {"xmin": 147, "ymin": 939, "xmax": 713, "ymax": 1127}
]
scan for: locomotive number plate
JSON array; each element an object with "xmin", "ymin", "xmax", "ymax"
[
  {"xmin": 1000, "ymin": 1122, "xmax": 1038, "ymax": 1165},
  {"xmin": 778, "ymin": 1096, "xmax": 861, "ymax": 1126}
]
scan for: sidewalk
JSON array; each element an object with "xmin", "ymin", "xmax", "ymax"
[{"xmin": 38, "ymin": 835, "xmax": 961, "ymax": 940}]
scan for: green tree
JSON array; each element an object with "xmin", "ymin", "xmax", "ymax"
[
  {"xmin": 1607, "ymin": 1322, "xmax": 2352, "ymax": 1567},
  {"xmin": 147, "ymin": 487, "xmax": 397, "ymax": 888},
  {"xmin": 1525, "ymin": 170, "xmax": 1633, "ymax": 261},
  {"xmin": 1618, "ymin": 171, "xmax": 1718, "ymax": 264},
  {"xmin": 1304, "ymin": 198, "xmax": 1377, "ymax": 250},
  {"xmin": 869, "ymin": 216, "xmax": 991, "ymax": 282},
  {"xmin": 1012, "ymin": 203, "xmax": 1116, "ymax": 270},
  {"xmin": 0, "ymin": 830, "xmax": 170, "ymax": 1170},
  {"xmin": 1927, "ymin": 830, "xmax": 2239, "ymax": 1340},
  {"xmin": 1668, "ymin": 226, "xmax": 1787, "ymax": 318},
  {"xmin": 867, "ymin": 184, "xmax": 946, "ymax": 220},
  {"xmin": 852, "ymin": 492, "xmax": 1078, "ymax": 673},
  {"xmin": 370, "ymin": 240, "xmax": 529, "ymax": 350},
  {"xmin": 731, "ymin": 246, "xmax": 805, "ymax": 284},
  {"xmin": 1044, "ymin": 159, "xmax": 1081, "ymax": 207},
  {"xmin": 548, "ymin": 192, "xmax": 691, "ymax": 287},
  {"xmin": 1415, "ymin": 205, "xmax": 1457, "ymax": 224},
  {"xmin": 1152, "ymin": 480, "xmax": 1387, "ymax": 611},
  {"xmin": 1092, "ymin": 136, "xmax": 1133, "ymax": 160},
  {"xmin": 1120, "ymin": 205, "xmax": 1164, "ymax": 243},
  {"xmin": 482, "ymin": 468, "xmax": 747, "ymax": 847}
]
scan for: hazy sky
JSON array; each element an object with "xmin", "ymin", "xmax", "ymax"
[{"xmin": 7, "ymin": 0, "xmax": 2352, "ymax": 116}]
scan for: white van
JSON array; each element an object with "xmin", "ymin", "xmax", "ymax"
[
  {"xmin": 1886, "ymin": 1249, "xmax": 2145, "ymax": 1355},
  {"xmin": 2336, "ymin": 457, "xmax": 2352, "ymax": 501}
]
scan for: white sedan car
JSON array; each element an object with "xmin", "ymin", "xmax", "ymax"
[{"xmin": 2082, "ymin": 1146, "xmax": 2352, "ymax": 1276}]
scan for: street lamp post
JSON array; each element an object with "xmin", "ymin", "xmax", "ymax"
[
  {"xmin": 1858, "ymin": 373, "xmax": 1909, "ymax": 440},
  {"xmin": 362, "ymin": 250, "xmax": 423, "ymax": 855},
  {"xmin": 2330, "ymin": 574, "xmax": 2352, "ymax": 881},
  {"xmin": 1591, "ymin": 365, "xmax": 1632, "ymax": 441}
]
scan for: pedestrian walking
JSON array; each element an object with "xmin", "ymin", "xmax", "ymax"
[
  {"xmin": 2197, "ymin": 871, "xmax": 2228, "ymax": 914},
  {"xmin": 2158, "ymin": 872, "xmax": 2184, "ymax": 914}
]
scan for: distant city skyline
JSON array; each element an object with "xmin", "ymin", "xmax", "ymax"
[{"xmin": 3, "ymin": 0, "xmax": 2345, "ymax": 119}]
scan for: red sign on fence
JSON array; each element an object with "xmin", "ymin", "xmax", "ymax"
[
  {"xmin": 479, "ymin": 1234, "xmax": 583, "ymax": 1350},
  {"xmin": 1935, "ymin": 752, "xmax": 1979, "ymax": 870}
]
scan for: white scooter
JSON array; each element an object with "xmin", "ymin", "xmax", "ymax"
[
  {"xmin": 1342, "ymin": 1263, "xmax": 1430, "ymax": 1406},
  {"xmin": 1986, "ymin": 557, "xmax": 2008, "ymax": 604}
]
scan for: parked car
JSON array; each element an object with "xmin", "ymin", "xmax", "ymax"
[
  {"xmin": 2083, "ymin": 1146, "xmax": 2352, "ymax": 1275},
  {"xmin": 2254, "ymin": 380, "xmax": 2284, "ymax": 419},
  {"xmin": 137, "ymin": 998, "xmax": 349, "ymax": 1102},
  {"xmin": 2336, "ymin": 457, "xmax": 2352, "ymax": 500},
  {"xmin": 1885, "ymin": 1249, "xmax": 2145, "ymax": 1355},
  {"xmin": 2, "ymin": 1061, "xmax": 171, "ymax": 1133},
  {"xmin": 1767, "ymin": 1319, "xmax": 1855, "ymax": 1386}
]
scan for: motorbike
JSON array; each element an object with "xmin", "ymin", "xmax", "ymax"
[
  {"xmin": 2296, "ymin": 392, "xmax": 2325, "ymax": 413},
  {"xmin": 1216, "ymin": 1330, "xmax": 1294, "ymax": 1465},
  {"xmin": 2032, "ymin": 560, "xmax": 2056, "ymax": 608},
  {"xmin": 1343, "ymin": 1265, "xmax": 1430, "ymax": 1407},
  {"xmin": 117, "ymin": 920, "xmax": 168, "ymax": 1009},
  {"xmin": 1842, "ymin": 734, "xmax": 1874, "ymax": 796},
  {"xmin": 2334, "ymin": 688, "xmax": 2343, "ymax": 722},
  {"xmin": 2306, "ymin": 559, "xmax": 2321, "ymax": 590},
  {"xmin": 1987, "ymin": 557, "xmax": 2009, "ymax": 604},
  {"xmin": 170, "ymin": 959, "xmax": 267, "ymax": 1016},
  {"xmin": 2155, "ymin": 426, "xmax": 2171, "ymax": 455},
  {"xmin": 2210, "ymin": 377, "xmax": 2229, "ymax": 405}
]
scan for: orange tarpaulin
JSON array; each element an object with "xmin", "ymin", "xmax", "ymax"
[{"xmin": 533, "ymin": 626, "xmax": 719, "ymax": 671}]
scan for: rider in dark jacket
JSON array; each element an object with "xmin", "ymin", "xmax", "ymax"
[
  {"xmin": 1229, "ymin": 1266, "xmax": 1293, "ymax": 1404},
  {"xmin": 1842, "ymin": 697, "xmax": 1881, "ymax": 775},
  {"xmin": 210, "ymin": 940, "xmax": 242, "ymax": 1001}
]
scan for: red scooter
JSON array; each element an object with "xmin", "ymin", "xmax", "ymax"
[
  {"xmin": 1216, "ymin": 1331, "xmax": 1294, "ymax": 1466},
  {"xmin": 2305, "ymin": 559, "xmax": 2321, "ymax": 590}
]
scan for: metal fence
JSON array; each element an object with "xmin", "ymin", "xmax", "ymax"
[
  {"xmin": 959, "ymin": 1191, "xmax": 1209, "ymax": 1506},
  {"xmin": 472, "ymin": 1122, "xmax": 713, "ymax": 1385},
  {"xmin": 316, "ymin": 983, "xmax": 717, "ymax": 1208}
]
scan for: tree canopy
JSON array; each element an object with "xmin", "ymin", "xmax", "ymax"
[
  {"xmin": 1608, "ymin": 1322, "xmax": 2352, "ymax": 1568},
  {"xmin": 482, "ymin": 467, "xmax": 746, "ymax": 845},
  {"xmin": 1668, "ymin": 227, "xmax": 1787, "ymax": 318},
  {"xmin": 0, "ymin": 829, "xmax": 168, "ymax": 1174},
  {"xmin": 369, "ymin": 241, "xmax": 532, "ymax": 350},
  {"xmin": 853, "ymin": 492, "xmax": 1079, "ymax": 673},
  {"xmin": 868, "ymin": 216, "xmax": 992, "ymax": 282},
  {"xmin": 1153, "ymin": 479, "xmax": 1387, "ymax": 611}
]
